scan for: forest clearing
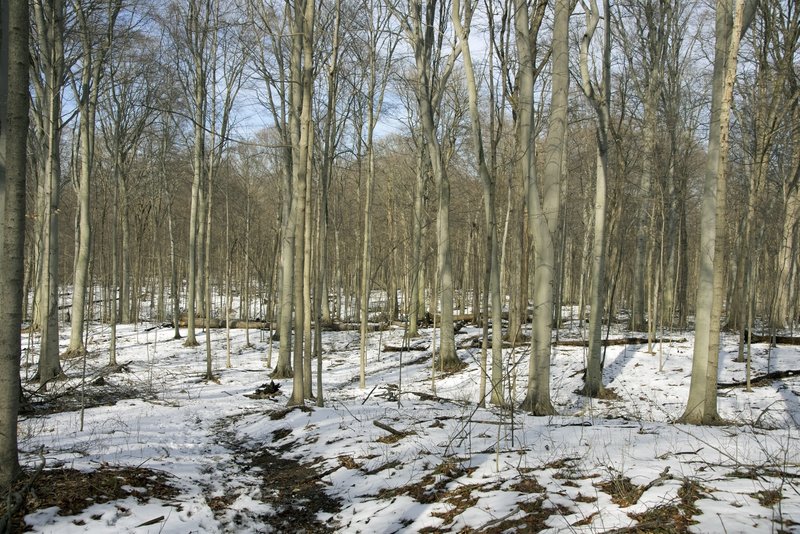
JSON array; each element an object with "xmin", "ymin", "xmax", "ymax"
[{"xmin": 5, "ymin": 316, "xmax": 800, "ymax": 533}]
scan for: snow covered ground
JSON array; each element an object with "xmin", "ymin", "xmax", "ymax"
[{"xmin": 13, "ymin": 320, "xmax": 800, "ymax": 533}]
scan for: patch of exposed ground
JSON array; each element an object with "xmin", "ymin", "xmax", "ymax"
[
  {"xmin": 250, "ymin": 449, "xmax": 341, "ymax": 532},
  {"xmin": 20, "ymin": 362, "xmax": 151, "ymax": 417},
  {"xmin": 0, "ymin": 465, "xmax": 179, "ymax": 532},
  {"xmin": 608, "ymin": 478, "xmax": 704, "ymax": 533},
  {"xmin": 208, "ymin": 411, "xmax": 343, "ymax": 533}
]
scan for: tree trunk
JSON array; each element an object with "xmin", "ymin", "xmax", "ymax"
[
  {"xmin": 303, "ymin": 134, "xmax": 313, "ymax": 398},
  {"xmin": 67, "ymin": 0, "xmax": 119, "ymax": 354},
  {"xmin": 776, "ymin": 168, "xmax": 800, "ymax": 328},
  {"xmin": 682, "ymin": 0, "xmax": 749, "ymax": 425},
  {"xmin": 274, "ymin": 159, "xmax": 295, "ymax": 378},
  {"xmin": 409, "ymin": 145, "xmax": 426, "ymax": 338},
  {"xmin": 453, "ymin": 0, "xmax": 504, "ymax": 405},
  {"xmin": 183, "ymin": 0, "xmax": 210, "ymax": 347},
  {"xmin": 0, "ymin": 0, "xmax": 29, "ymax": 488},
  {"xmin": 584, "ymin": 142, "xmax": 610, "ymax": 397},
  {"xmin": 358, "ymin": 135, "xmax": 374, "ymax": 388},
  {"xmin": 520, "ymin": 0, "xmax": 570, "ymax": 414},
  {"xmin": 110, "ymin": 160, "xmax": 120, "ymax": 365},
  {"xmin": 31, "ymin": 0, "xmax": 66, "ymax": 386},
  {"xmin": 287, "ymin": 0, "xmax": 315, "ymax": 405},
  {"xmin": 401, "ymin": 0, "xmax": 458, "ymax": 368},
  {"xmin": 631, "ymin": 87, "xmax": 658, "ymax": 332},
  {"xmin": 579, "ymin": 0, "xmax": 612, "ymax": 399}
]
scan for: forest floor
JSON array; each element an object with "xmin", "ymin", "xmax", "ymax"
[{"xmin": 5, "ymin": 318, "xmax": 800, "ymax": 533}]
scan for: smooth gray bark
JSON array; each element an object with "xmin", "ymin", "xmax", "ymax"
[
  {"xmin": 184, "ymin": 0, "xmax": 211, "ymax": 348},
  {"xmin": 452, "ymin": 0, "xmax": 503, "ymax": 405},
  {"xmin": 402, "ymin": 0, "xmax": 460, "ymax": 370},
  {"xmin": 67, "ymin": 0, "xmax": 120, "ymax": 355},
  {"xmin": 520, "ymin": 0, "xmax": 571, "ymax": 415},
  {"xmin": 682, "ymin": 0, "xmax": 751, "ymax": 424},
  {"xmin": 359, "ymin": 2, "xmax": 395, "ymax": 388},
  {"xmin": 287, "ymin": 0, "xmax": 315, "ymax": 405},
  {"xmin": 31, "ymin": 0, "xmax": 67, "ymax": 386},
  {"xmin": 578, "ymin": 0, "xmax": 611, "ymax": 398},
  {"xmin": 0, "ymin": 0, "xmax": 29, "ymax": 489}
]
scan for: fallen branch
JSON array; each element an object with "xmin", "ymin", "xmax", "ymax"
[
  {"xmin": 718, "ymin": 369, "xmax": 800, "ymax": 388},
  {"xmin": 461, "ymin": 337, "xmax": 515, "ymax": 349},
  {"xmin": 362, "ymin": 384, "xmax": 379, "ymax": 405},
  {"xmin": 406, "ymin": 391, "xmax": 452, "ymax": 403},
  {"xmin": 134, "ymin": 516, "xmax": 165, "ymax": 528},
  {"xmin": 382, "ymin": 343, "xmax": 428, "ymax": 352},
  {"xmin": 554, "ymin": 336, "xmax": 687, "ymax": 347},
  {"xmin": 373, "ymin": 420, "xmax": 405, "ymax": 436},
  {"xmin": 744, "ymin": 330, "xmax": 800, "ymax": 345}
]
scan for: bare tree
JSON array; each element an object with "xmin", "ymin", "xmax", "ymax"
[
  {"xmin": 681, "ymin": 0, "xmax": 756, "ymax": 425},
  {"xmin": 731, "ymin": 0, "xmax": 800, "ymax": 335},
  {"xmin": 577, "ymin": 0, "xmax": 612, "ymax": 398},
  {"xmin": 65, "ymin": 0, "xmax": 121, "ymax": 355},
  {"xmin": 202, "ymin": 2, "xmax": 246, "ymax": 380},
  {"xmin": 179, "ymin": 0, "xmax": 213, "ymax": 347},
  {"xmin": 287, "ymin": 0, "xmax": 316, "ymax": 405},
  {"xmin": 248, "ymin": 0, "xmax": 296, "ymax": 379},
  {"xmin": 100, "ymin": 30, "xmax": 156, "ymax": 365},
  {"xmin": 314, "ymin": 0, "xmax": 346, "ymax": 405},
  {"xmin": 620, "ymin": 0, "xmax": 671, "ymax": 334},
  {"xmin": 31, "ymin": 0, "xmax": 70, "ymax": 385},
  {"xmin": 0, "ymin": 0, "xmax": 30, "ymax": 490},
  {"xmin": 451, "ymin": 0, "xmax": 504, "ymax": 405},
  {"xmin": 358, "ymin": 0, "xmax": 397, "ymax": 388},
  {"xmin": 520, "ymin": 0, "xmax": 572, "ymax": 414},
  {"xmin": 396, "ymin": 0, "xmax": 461, "ymax": 370}
]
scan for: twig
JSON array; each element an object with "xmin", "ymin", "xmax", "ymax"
[
  {"xmin": 134, "ymin": 516, "xmax": 165, "ymax": 528},
  {"xmin": 362, "ymin": 384, "xmax": 379, "ymax": 405}
]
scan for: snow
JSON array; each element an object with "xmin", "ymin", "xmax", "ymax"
[{"xmin": 17, "ymin": 320, "xmax": 800, "ymax": 532}]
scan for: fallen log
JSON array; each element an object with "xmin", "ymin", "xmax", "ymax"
[
  {"xmin": 382, "ymin": 342, "xmax": 429, "ymax": 352},
  {"xmin": 718, "ymin": 369, "xmax": 800, "ymax": 388},
  {"xmin": 172, "ymin": 317, "xmax": 387, "ymax": 332},
  {"xmin": 554, "ymin": 336, "xmax": 687, "ymax": 347},
  {"xmin": 743, "ymin": 330, "xmax": 800, "ymax": 345},
  {"xmin": 460, "ymin": 336, "xmax": 517, "ymax": 349},
  {"xmin": 373, "ymin": 420, "xmax": 405, "ymax": 436}
]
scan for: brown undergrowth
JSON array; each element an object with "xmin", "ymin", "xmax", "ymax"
[{"xmin": 0, "ymin": 465, "xmax": 179, "ymax": 531}]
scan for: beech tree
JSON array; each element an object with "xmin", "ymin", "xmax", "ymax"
[
  {"xmin": 0, "ymin": 0, "xmax": 30, "ymax": 490},
  {"xmin": 730, "ymin": 0, "xmax": 800, "ymax": 337},
  {"xmin": 100, "ymin": 29, "xmax": 156, "ymax": 364},
  {"xmin": 286, "ymin": 0, "xmax": 316, "ymax": 405},
  {"xmin": 202, "ymin": 2, "xmax": 246, "ymax": 380},
  {"xmin": 682, "ymin": 0, "xmax": 756, "ymax": 425},
  {"xmin": 520, "ymin": 0, "xmax": 571, "ymax": 414},
  {"xmin": 177, "ymin": 0, "xmax": 214, "ymax": 347},
  {"xmin": 451, "ymin": 0, "xmax": 504, "ymax": 405},
  {"xmin": 248, "ymin": 0, "xmax": 295, "ymax": 379},
  {"xmin": 397, "ymin": 0, "xmax": 461, "ymax": 370},
  {"xmin": 578, "ymin": 0, "xmax": 613, "ymax": 398},
  {"xmin": 358, "ymin": 0, "xmax": 396, "ymax": 389},
  {"xmin": 621, "ymin": 0, "xmax": 671, "ymax": 334},
  {"xmin": 30, "ymin": 0, "xmax": 70, "ymax": 385},
  {"xmin": 65, "ymin": 0, "xmax": 121, "ymax": 355}
]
